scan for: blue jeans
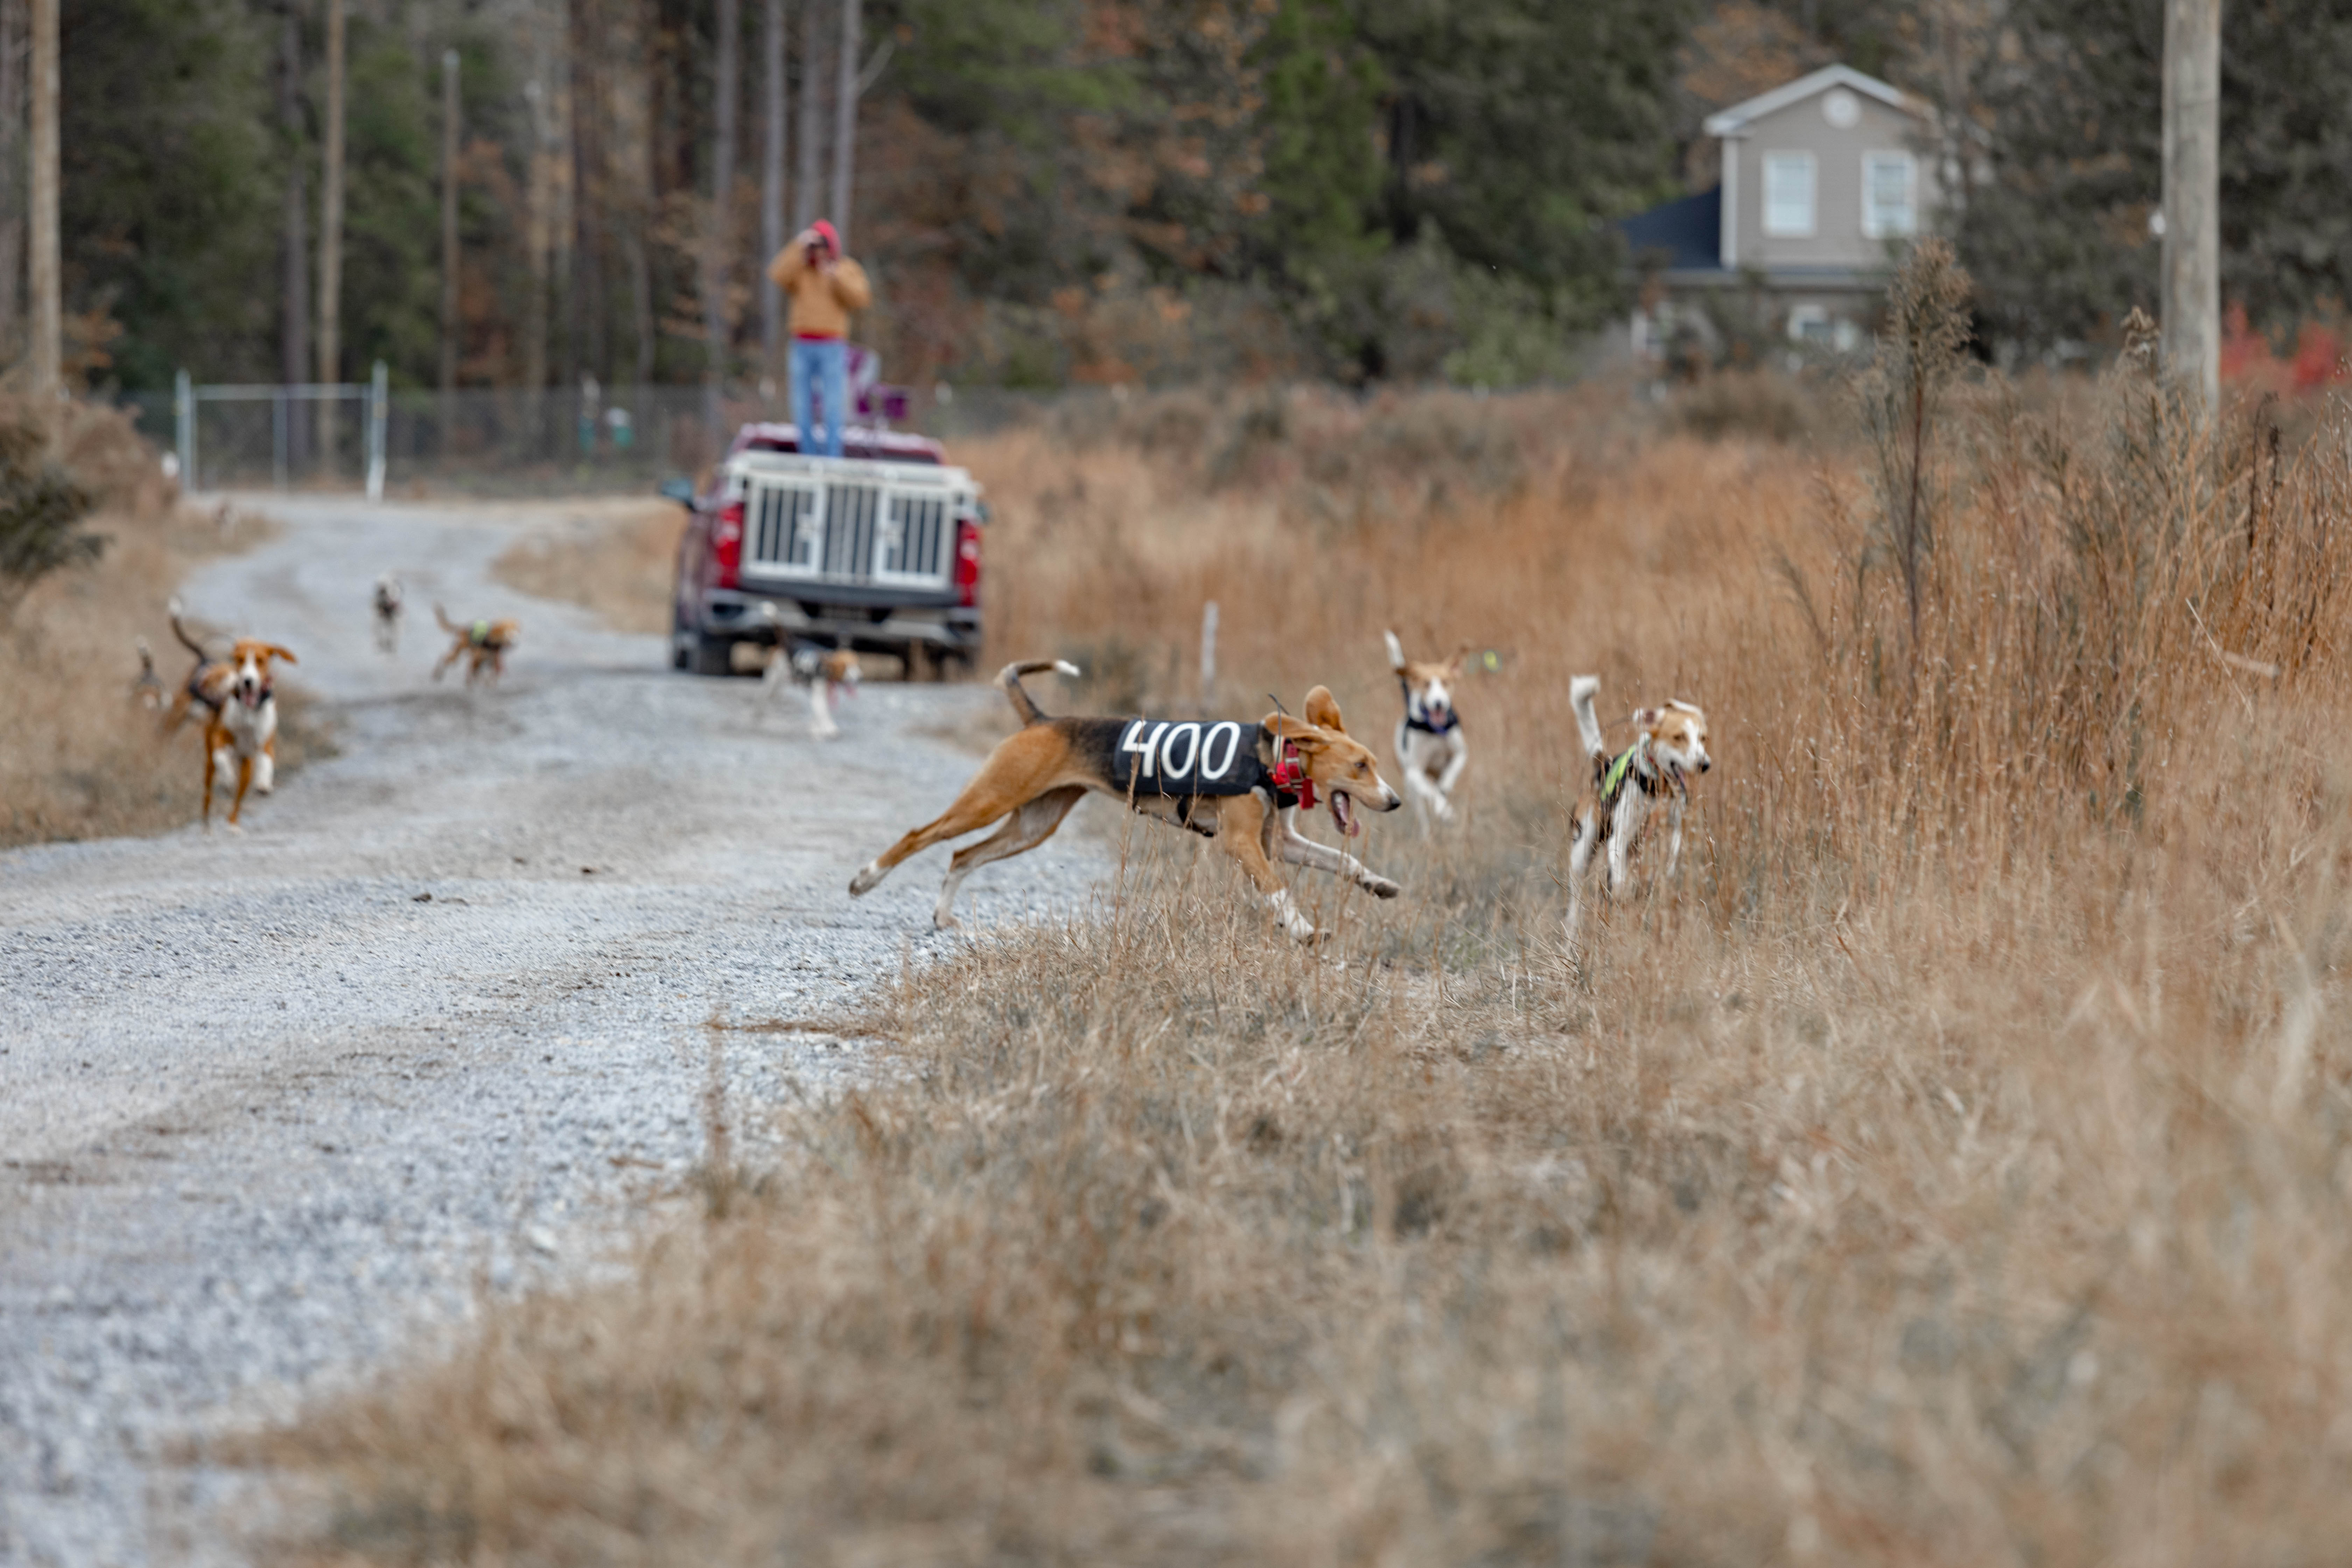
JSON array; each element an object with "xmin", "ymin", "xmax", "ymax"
[{"xmin": 790, "ymin": 337, "xmax": 848, "ymax": 457}]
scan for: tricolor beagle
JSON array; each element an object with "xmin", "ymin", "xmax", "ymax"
[{"xmin": 166, "ymin": 599, "xmax": 297, "ymax": 829}]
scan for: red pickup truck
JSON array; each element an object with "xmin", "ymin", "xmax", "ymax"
[{"xmin": 666, "ymin": 422, "xmax": 984, "ymax": 677}]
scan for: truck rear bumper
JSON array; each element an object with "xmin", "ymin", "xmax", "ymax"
[{"xmin": 687, "ymin": 590, "xmax": 980, "ymax": 656}]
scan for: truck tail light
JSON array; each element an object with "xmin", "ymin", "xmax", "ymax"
[
  {"xmin": 953, "ymin": 517, "xmax": 981, "ymax": 608},
  {"xmin": 712, "ymin": 499, "xmax": 744, "ymax": 590}
]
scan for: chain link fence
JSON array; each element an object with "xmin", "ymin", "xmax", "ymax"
[{"xmin": 115, "ymin": 376, "xmax": 1074, "ymax": 498}]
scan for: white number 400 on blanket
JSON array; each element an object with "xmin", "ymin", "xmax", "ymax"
[{"xmin": 1116, "ymin": 719, "xmax": 1253, "ymax": 795}]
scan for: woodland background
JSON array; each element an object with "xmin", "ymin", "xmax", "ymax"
[{"xmin": 6, "ymin": 0, "xmax": 2352, "ymax": 399}]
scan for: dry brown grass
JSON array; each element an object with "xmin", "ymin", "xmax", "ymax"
[
  {"xmin": 0, "ymin": 401, "xmax": 307, "ymax": 848},
  {"xmin": 239, "ymin": 370, "xmax": 2352, "ymax": 1565},
  {"xmin": 490, "ymin": 499, "xmax": 684, "ymax": 635}
]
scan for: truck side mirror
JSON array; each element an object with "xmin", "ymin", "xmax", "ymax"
[{"xmin": 658, "ymin": 477, "xmax": 696, "ymax": 507}]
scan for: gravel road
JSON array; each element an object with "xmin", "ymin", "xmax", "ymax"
[{"xmin": 0, "ymin": 495, "xmax": 1111, "ymax": 1564}]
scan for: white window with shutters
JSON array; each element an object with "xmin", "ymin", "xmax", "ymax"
[
  {"xmin": 1762, "ymin": 152, "xmax": 1816, "ymax": 237},
  {"xmin": 1861, "ymin": 151, "xmax": 1919, "ymax": 238}
]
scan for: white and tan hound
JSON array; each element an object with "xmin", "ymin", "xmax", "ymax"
[
  {"xmin": 1563, "ymin": 674, "xmax": 1710, "ymax": 946},
  {"xmin": 1384, "ymin": 630, "xmax": 1469, "ymax": 832},
  {"xmin": 850, "ymin": 660, "xmax": 1404, "ymax": 940}
]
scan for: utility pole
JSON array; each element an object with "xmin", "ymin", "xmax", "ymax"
[
  {"xmin": 0, "ymin": 0, "xmax": 26, "ymax": 359},
  {"xmin": 760, "ymin": 0, "xmax": 786, "ymax": 392},
  {"xmin": 2161, "ymin": 0, "xmax": 2221, "ymax": 407},
  {"xmin": 276, "ymin": 5, "xmax": 309, "ymax": 468},
  {"xmin": 701, "ymin": 0, "xmax": 739, "ymax": 433},
  {"xmin": 317, "ymin": 0, "xmax": 346, "ymax": 460},
  {"xmin": 830, "ymin": 0, "xmax": 859, "ymax": 247},
  {"xmin": 26, "ymin": 0, "xmax": 55, "ymax": 411},
  {"xmin": 440, "ymin": 48, "xmax": 461, "ymax": 431},
  {"xmin": 522, "ymin": 74, "xmax": 551, "ymax": 427}
]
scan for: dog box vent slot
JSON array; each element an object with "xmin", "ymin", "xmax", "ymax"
[
  {"xmin": 878, "ymin": 495, "xmax": 948, "ymax": 583},
  {"xmin": 821, "ymin": 483, "xmax": 881, "ymax": 580},
  {"xmin": 750, "ymin": 484, "xmax": 816, "ymax": 570}
]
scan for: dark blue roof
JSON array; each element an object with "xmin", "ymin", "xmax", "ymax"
[{"xmin": 1617, "ymin": 186, "xmax": 1721, "ymax": 272}]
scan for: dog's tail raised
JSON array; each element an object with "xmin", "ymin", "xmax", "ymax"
[
  {"xmin": 997, "ymin": 659, "xmax": 1081, "ymax": 726},
  {"xmin": 434, "ymin": 603, "xmax": 462, "ymax": 636},
  {"xmin": 1569, "ymin": 674, "xmax": 1605, "ymax": 762},
  {"xmin": 167, "ymin": 597, "xmax": 209, "ymax": 660}
]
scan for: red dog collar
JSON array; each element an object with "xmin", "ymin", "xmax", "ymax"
[{"xmin": 1269, "ymin": 738, "xmax": 1317, "ymax": 810}]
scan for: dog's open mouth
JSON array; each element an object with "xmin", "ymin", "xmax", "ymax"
[{"xmin": 1331, "ymin": 790, "xmax": 1359, "ymax": 837}]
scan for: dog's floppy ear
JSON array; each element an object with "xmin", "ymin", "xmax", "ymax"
[
  {"xmin": 1447, "ymin": 643, "xmax": 1472, "ymax": 677},
  {"xmin": 1383, "ymin": 630, "xmax": 1407, "ymax": 674},
  {"xmin": 1633, "ymin": 706, "xmax": 1660, "ymax": 730},
  {"xmin": 1263, "ymin": 713, "xmax": 1328, "ymax": 750},
  {"xmin": 1302, "ymin": 685, "xmax": 1346, "ymax": 734},
  {"xmin": 265, "ymin": 644, "xmax": 298, "ymax": 665}
]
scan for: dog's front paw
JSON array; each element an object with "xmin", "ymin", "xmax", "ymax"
[
  {"xmin": 1365, "ymin": 875, "xmax": 1402, "ymax": 899},
  {"xmin": 933, "ymin": 911, "xmax": 962, "ymax": 931},
  {"xmin": 1434, "ymin": 800, "xmax": 1457, "ymax": 822},
  {"xmin": 847, "ymin": 862, "xmax": 885, "ymax": 897}
]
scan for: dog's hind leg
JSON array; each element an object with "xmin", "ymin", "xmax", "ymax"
[
  {"xmin": 1278, "ymin": 813, "xmax": 1400, "ymax": 900},
  {"xmin": 931, "ymin": 785, "xmax": 1083, "ymax": 928},
  {"xmin": 849, "ymin": 784, "xmax": 1020, "ymax": 896},
  {"xmin": 1563, "ymin": 807, "xmax": 1595, "ymax": 947}
]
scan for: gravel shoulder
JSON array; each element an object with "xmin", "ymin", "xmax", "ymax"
[{"xmin": 0, "ymin": 494, "xmax": 1111, "ymax": 1564}]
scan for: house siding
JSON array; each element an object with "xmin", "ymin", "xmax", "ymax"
[{"xmin": 1728, "ymin": 93, "xmax": 1933, "ymax": 272}]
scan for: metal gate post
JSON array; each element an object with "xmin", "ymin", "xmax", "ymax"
[
  {"xmin": 174, "ymin": 369, "xmax": 195, "ymax": 492},
  {"xmin": 366, "ymin": 360, "xmax": 388, "ymax": 501},
  {"xmin": 272, "ymin": 387, "xmax": 288, "ymax": 491}
]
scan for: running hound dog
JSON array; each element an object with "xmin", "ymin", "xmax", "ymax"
[
  {"xmin": 1384, "ymin": 631, "xmax": 1469, "ymax": 832},
  {"xmin": 1563, "ymin": 674, "xmax": 1710, "ymax": 946},
  {"xmin": 763, "ymin": 642, "xmax": 861, "ymax": 739},
  {"xmin": 372, "ymin": 574, "xmax": 405, "ymax": 653},
  {"xmin": 433, "ymin": 605, "xmax": 520, "ymax": 686},
  {"xmin": 850, "ymin": 660, "xmax": 1404, "ymax": 940},
  {"xmin": 166, "ymin": 598, "xmax": 297, "ymax": 828}
]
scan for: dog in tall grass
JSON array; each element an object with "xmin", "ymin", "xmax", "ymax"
[
  {"xmin": 850, "ymin": 660, "xmax": 1404, "ymax": 939},
  {"xmin": 165, "ymin": 598, "xmax": 298, "ymax": 829},
  {"xmin": 1384, "ymin": 630, "xmax": 1469, "ymax": 832},
  {"xmin": 433, "ymin": 605, "xmax": 519, "ymax": 686},
  {"xmin": 1563, "ymin": 675, "xmax": 1710, "ymax": 945}
]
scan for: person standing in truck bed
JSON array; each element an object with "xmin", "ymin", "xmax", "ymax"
[{"xmin": 768, "ymin": 219, "xmax": 872, "ymax": 459}]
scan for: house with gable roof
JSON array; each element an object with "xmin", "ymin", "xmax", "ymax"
[{"xmin": 1618, "ymin": 64, "xmax": 1941, "ymax": 359}]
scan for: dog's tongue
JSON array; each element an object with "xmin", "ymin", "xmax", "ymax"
[{"xmin": 1333, "ymin": 791, "xmax": 1358, "ymax": 837}]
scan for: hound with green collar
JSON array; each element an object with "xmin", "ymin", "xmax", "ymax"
[{"xmin": 1563, "ymin": 674, "xmax": 1712, "ymax": 947}]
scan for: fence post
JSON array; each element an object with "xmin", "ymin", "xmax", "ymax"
[
  {"xmin": 174, "ymin": 369, "xmax": 196, "ymax": 492},
  {"xmin": 1200, "ymin": 600, "xmax": 1219, "ymax": 709},
  {"xmin": 272, "ymin": 387, "xmax": 288, "ymax": 491},
  {"xmin": 366, "ymin": 359, "xmax": 388, "ymax": 501}
]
